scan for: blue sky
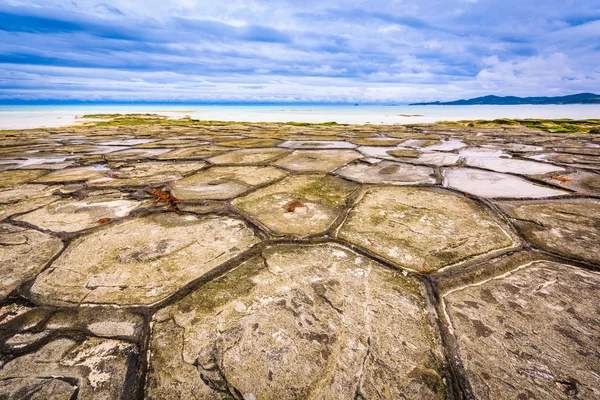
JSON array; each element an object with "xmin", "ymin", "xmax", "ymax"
[{"xmin": 1, "ymin": 0, "xmax": 599, "ymax": 103}]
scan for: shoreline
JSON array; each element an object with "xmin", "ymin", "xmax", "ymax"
[{"xmin": 1, "ymin": 104, "xmax": 600, "ymax": 130}]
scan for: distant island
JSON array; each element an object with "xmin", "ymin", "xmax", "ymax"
[{"xmin": 410, "ymin": 92, "xmax": 600, "ymax": 106}]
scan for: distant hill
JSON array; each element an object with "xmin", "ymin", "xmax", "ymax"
[{"xmin": 410, "ymin": 93, "xmax": 600, "ymax": 106}]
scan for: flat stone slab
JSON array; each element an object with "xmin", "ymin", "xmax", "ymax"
[
  {"xmin": 443, "ymin": 261, "xmax": 600, "ymax": 400},
  {"xmin": 539, "ymin": 170, "xmax": 600, "ymax": 195},
  {"xmin": 146, "ymin": 243, "xmax": 447, "ymax": 399},
  {"xmin": 499, "ymin": 199, "xmax": 600, "ymax": 265},
  {"xmin": 34, "ymin": 165, "xmax": 109, "ymax": 183},
  {"xmin": 465, "ymin": 156, "xmax": 564, "ymax": 175},
  {"xmin": 157, "ymin": 145, "xmax": 229, "ymax": 159},
  {"xmin": 443, "ymin": 168, "xmax": 568, "ymax": 198},
  {"xmin": 232, "ymin": 174, "xmax": 358, "ymax": 236},
  {"xmin": 207, "ymin": 148, "xmax": 289, "ymax": 164},
  {"xmin": 274, "ymin": 149, "xmax": 361, "ymax": 172},
  {"xmin": 279, "ymin": 140, "xmax": 357, "ymax": 149},
  {"xmin": 88, "ymin": 161, "xmax": 207, "ymax": 187},
  {"xmin": 0, "ymin": 224, "xmax": 63, "ymax": 301},
  {"xmin": 15, "ymin": 195, "xmax": 144, "ymax": 232},
  {"xmin": 171, "ymin": 166, "xmax": 287, "ymax": 200},
  {"xmin": 30, "ymin": 213, "xmax": 259, "ymax": 306},
  {"xmin": 336, "ymin": 187, "xmax": 514, "ymax": 272},
  {"xmin": 0, "ymin": 336, "xmax": 138, "ymax": 399},
  {"xmin": 335, "ymin": 160, "xmax": 436, "ymax": 185},
  {"xmin": 0, "ymin": 170, "xmax": 47, "ymax": 187}
]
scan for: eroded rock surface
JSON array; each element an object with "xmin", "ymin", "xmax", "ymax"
[
  {"xmin": 274, "ymin": 149, "xmax": 361, "ymax": 172},
  {"xmin": 443, "ymin": 168, "xmax": 567, "ymax": 198},
  {"xmin": 499, "ymin": 199, "xmax": 600, "ymax": 265},
  {"xmin": 337, "ymin": 187, "xmax": 514, "ymax": 272},
  {"xmin": 232, "ymin": 174, "xmax": 358, "ymax": 236},
  {"xmin": 146, "ymin": 243, "xmax": 447, "ymax": 400},
  {"xmin": 30, "ymin": 213, "xmax": 259, "ymax": 306},
  {"xmin": 15, "ymin": 195, "xmax": 144, "ymax": 232},
  {"xmin": 443, "ymin": 261, "xmax": 600, "ymax": 400},
  {"xmin": 171, "ymin": 166, "xmax": 287, "ymax": 200},
  {"xmin": 0, "ymin": 224, "xmax": 63, "ymax": 300},
  {"xmin": 336, "ymin": 160, "xmax": 436, "ymax": 185},
  {"xmin": 0, "ymin": 337, "xmax": 138, "ymax": 399}
]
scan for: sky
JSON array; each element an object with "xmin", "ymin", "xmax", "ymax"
[{"xmin": 1, "ymin": 0, "xmax": 599, "ymax": 103}]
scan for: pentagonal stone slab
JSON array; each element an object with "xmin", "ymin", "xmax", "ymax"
[
  {"xmin": 0, "ymin": 224, "xmax": 63, "ymax": 301},
  {"xmin": 171, "ymin": 166, "xmax": 287, "ymax": 200},
  {"xmin": 30, "ymin": 213, "xmax": 260, "ymax": 306},
  {"xmin": 14, "ymin": 195, "xmax": 144, "ymax": 232},
  {"xmin": 207, "ymin": 148, "xmax": 289, "ymax": 165},
  {"xmin": 88, "ymin": 161, "xmax": 207, "ymax": 187},
  {"xmin": 274, "ymin": 149, "xmax": 361, "ymax": 172},
  {"xmin": 0, "ymin": 337, "xmax": 138, "ymax": 399},
  {"xmin": 443, "ymin": 261, "xmax": 600, "ymax": 400},
  {"xmin": 146, "ymin": 243, "xmax": 446, "ymax": 400},
  {"xmin": 337, "ymin": 187, "xmax": 514, "ymax": 272},
  {"xmin": 232, "ymin": 174, "xmax": 358, "ymax": 236},
  {"xmin": 443, "ymin": 168, "xmax": 568, "ymax": 198},
  {"xmin": 336, "ymin": 160, "xmax": 436, "ymax": 185},
  {"xmin": 499, "ymin": 199, "xmax": 600, "ymax": 265}
]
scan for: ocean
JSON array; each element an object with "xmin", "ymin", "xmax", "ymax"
[{"xmin": 1, "ymin": 104, "xmax": 599, "ymax": 130}]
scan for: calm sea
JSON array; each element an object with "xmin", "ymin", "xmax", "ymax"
[{"xmin": 1, "ymin": 104, "xmax": 599, "ymax": 130}]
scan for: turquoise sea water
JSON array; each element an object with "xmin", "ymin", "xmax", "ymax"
[{"xmin": 1, "ymin": 104, "xmax": 599, "ymax": 129}]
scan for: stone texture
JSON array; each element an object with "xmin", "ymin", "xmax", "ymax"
[
  {"xmin": 335, "ymin": 160, "xmax": 436, "ymax": 185},
  {"xmin": 171, "ymin": 166, "xmax": 287, "ymax": 200},
  {"xmin": 0, "ymin": 170, "xmax": 47, "ymax": 187},
  {"xmin": 337, "ymin": 187, "xmax": 514, "ymax": 272},
  {"xmin": 0, "ymin": 224, "xmax": 63, "ymax": 301},
  {"xmin": 0, "ymin": 337, "xmax": 138, "ymax": 399},
  {"xmin": 232, "ymin": 174, "xmax": 358, "ymax": 236},
  {"xmin": 274, "ymin": 149, "xmax": 361, "ymax": 172},
  {"xmin": 443, "ymin": 168, "xmax": 568, "ymax": 198},
  {"xmin": 499, "ymin": 199, "xmax": 600, "ymax": 265},
  {"xmin": 30, "ymin": 213, "xmax": 259, "ymax": 306},
  {"xmin": 88, "ymin": 161, "xmax": 207, "ymax": 187},
  {"xmin": 443, "ymin": 261, "xmax": 600, "ymax": 400},
  {"xmin": 15, "ymin": 195, "xmax": 144, "ymax": 232},
  {"xmin": 146, "ymin": 243, "xmax": 447, "ymax": 400},
  {"xmin": 34, "ymin": 165, "xmax": 109, "ymax": 183},
  {"xmin": 539, "ymin": 170, "xmax": 600, "ymax": 195},
  {"xmin": 207, "ymin": 148, "xmax": 289, "ymax": 164}
]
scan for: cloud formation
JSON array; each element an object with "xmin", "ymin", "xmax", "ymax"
[{"xmin": 1, "ymin": 0, "xmax": 599, "ymax": 102}]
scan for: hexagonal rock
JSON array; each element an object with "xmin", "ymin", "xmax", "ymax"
[
  {"xmin": 30, "ymin": 213, "xmax": 260, "ymax": 307},
  {"xmin": 336, "ymin": 187, "xmax": 514, "ymax": 272},
  {"xmin": 15, "ymin": 196, "xmax": 144, "ymax": 233},
  {"xmin": 443, "ymin": 168, "xmax": 568, "ymax": 198},
  {"xmin": 443, "ymin": 261, "xmax": 600, "ymax": 400},
  {"xmin": 146, "ymin": 243, "xmax": 447, "ymax": 400},
  {"xmin": 274, "ymin": 149, "xmax": 361, "ymax": 172},
  {"xmin": 207, "ymin": 148, "xmax": 289, "ymax": 165},
  {"xmin": 336, "ymin": 160, "xmax": 436, "ymax": 185},
  {"xmin": 157, "ymin": 146, "xmax": 229, "ymax": 160},
  {"xmin": 499, "ymin": 199, "xmax": 600, "ymax": 265},
  {"xmin": 0, "ymin": 224, "xmax": 63, "ymax": 301},
  {"xmin": 34, "ymin": 165, "xmax": 109, "ymax": 183},
  {"xmin": 232, "ymin": 174, "xmax": 358, "ymax": 237},
  {"xmin": 171, "ymin": 166, "xmax": 287, "ymax": 200},
  {"xmin": 0, "ymin": 337, "xmax": 138, "ymax": 399},
  {"xmin": 88, "ymin": 161, "xmax": 207, "ymax": 187}
]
